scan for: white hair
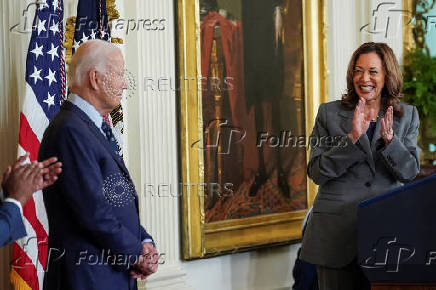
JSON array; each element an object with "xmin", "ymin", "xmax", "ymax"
[{"xmin": 67, "ymin": 39, "xmax": 121, "ymax": 88}]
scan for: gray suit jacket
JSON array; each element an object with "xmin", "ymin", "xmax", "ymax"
[{"xmin": 300, "ymin": 100, "xmax": 420, "ymax": 268}]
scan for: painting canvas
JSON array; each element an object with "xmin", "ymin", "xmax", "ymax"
[
  {"xmin": 199, "ymin": 0, "xmax": 307, "ymax": 222},
  {"xmin": 177, "ymin": 0, "xmax": 327, "ymax": 259}
]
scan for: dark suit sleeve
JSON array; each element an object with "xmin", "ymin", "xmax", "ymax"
[
  {"xmin": 51, "ymin": 127, "xmax": 143, "ymax": 261},
  {"xmin": 307, "ymin": 104, "xmax": 367, "ymax": 186},
  {"xmin": 378, "ymin": 106, "xmax": 420, "ymax": 182},
  {"xmin": 140, "ymin": 226, "xmax": 153, "ymax": 243},
  {"xmin": 0, "ymin": 201, "xmax": 26, "ymax": 247}
]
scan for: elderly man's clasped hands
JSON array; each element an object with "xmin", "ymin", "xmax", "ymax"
[{"xmin": 130, "ymin": 242, "xmax": 159, "ymax": 280}]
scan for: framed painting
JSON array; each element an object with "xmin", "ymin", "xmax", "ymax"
[{"xmin": 176, "ymin": 0, "xmax": 328, "ymax": 259}]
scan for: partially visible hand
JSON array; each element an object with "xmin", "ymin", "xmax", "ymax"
[
  {"xmin": 1, "ymin": 153, "xmax": 62, "ymax": 206},
  {"xmin": 39, "ymin": 157, "xmax": 62, "ymax": 188},
  {"xmin": 380, "ymin": 106, "xmax": 394, "ymax": 145},
  {"xmin": 1, "ymin": 153, "xmax": 29, "ymax": 190},
  {"xmin": 3, "ymin": 162, "xmax": 44, "ymax": 206},
  {"xmin": 348, "ymin": 98, "xmax": 376, "ymax": 144},
  {"xmin": 130, "ymin": 243, "xmax": 159, "ymax": 280},
  {"xmin": 11, "ymin": 153, "xmax": 29, "ymax": 170}
]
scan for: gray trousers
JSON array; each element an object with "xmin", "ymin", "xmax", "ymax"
[{"xmin": 317, "ymin": 260, "xmax": 370, "ymax": 290}]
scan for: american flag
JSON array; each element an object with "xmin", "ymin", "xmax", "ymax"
[
  {"xmin": 73, "ymin": 0, "xmax": 111, "ymax": 52},
  {"xmin": 10, "ymin": 0, "xmax": 65, "ymax": 289},
  {"xmin": 72, "ymin": 0, "xmax": 124, "ymax": 152}
]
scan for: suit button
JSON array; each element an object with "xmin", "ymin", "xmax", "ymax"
[{"xmin": 365, "ymin": 182, "xmax": 371, "ymax": 187}]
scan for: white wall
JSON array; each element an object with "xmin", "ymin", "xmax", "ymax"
[{"xmin": 184, "ymin": 245, "xmax": 300, "ymax": 290}]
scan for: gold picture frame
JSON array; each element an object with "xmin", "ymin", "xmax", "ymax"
[
  {"xmin": 177, "ymin": 0, "xmax": 328, "ymax": 259},
  {"xmin": 402, "ymin": 0, "xmax": 415, "ymax": 55}
]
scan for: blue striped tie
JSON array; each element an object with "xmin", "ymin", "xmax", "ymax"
[{"xmin": 101, "ymin": 121, "xmax": 120, "ymax": 156}]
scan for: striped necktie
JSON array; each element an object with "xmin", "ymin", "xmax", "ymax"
[{"xmin": 101, "ymin": 121, "xmax": 120, "ymax": 156}]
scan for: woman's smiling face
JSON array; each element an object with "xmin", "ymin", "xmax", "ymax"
[{"xmin": 353, "ymin": 52, "xmax": 386, "ymax": 102}]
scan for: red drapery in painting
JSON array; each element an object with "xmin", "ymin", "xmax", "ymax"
[{"xmin": 200, "ymin": 11, "xmax": 258, "ymax": 180}]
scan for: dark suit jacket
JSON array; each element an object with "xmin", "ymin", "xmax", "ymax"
[
  {"xmin": 0, "ymin": 201, "xmax": 26, "ymax": 247},
  {"xmin": 39, "ymin": 101, "xmax": 153, "ymax": 290},
  {"xmin": 300, "ymin": 100, "xmax": 420, "ymax": 268}
]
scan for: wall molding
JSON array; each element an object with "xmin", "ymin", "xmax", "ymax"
[{"xmin": 123, "ymin": 0, "xmax": 192, "ymax": 289}]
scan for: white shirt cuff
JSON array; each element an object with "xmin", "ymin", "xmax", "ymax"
[
  {"xmin": 142, "ymin": 239, "xmax": 153, "ymax": 244},
  {"xmin": 4, "ymin": 198, "xmax": 23, "ymax": 215}
]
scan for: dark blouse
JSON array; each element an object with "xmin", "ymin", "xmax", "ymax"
[{"xmin": 366, "ymin": 121, "xmax": 377, "ymax": 142}]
